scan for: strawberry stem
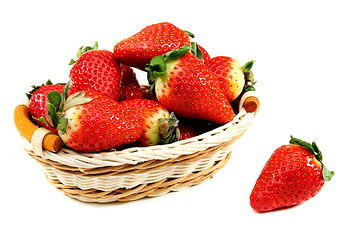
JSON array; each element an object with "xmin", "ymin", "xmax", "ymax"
[{"xmin": 289, "ymin": 136, "xmax": 334, "ymax": 181}]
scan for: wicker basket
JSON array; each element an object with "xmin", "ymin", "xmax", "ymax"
[{"xmin": 14, "ymin": 91, "xmax": 259, "ymax": 203}]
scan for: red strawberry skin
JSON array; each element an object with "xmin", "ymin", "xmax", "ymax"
[
  {"xmin": 118, "ymin": 65, "xmax": 144, "ymax": 101},
  {"xmin": 59, "ymin": 90, "xmax": 142, "ymax": 152},
  {"xmin": 29, "ymin": 84, "xmax": 78, "ymax": 133},
  {"xmin": 206, "ymin": 56, "xmax": 245, "ymax": 102},
  {"xmin": 153, "ymin": 51, "xmax": 234, "ymax": 124},
  {"xmin": 118, "ymin": 99, "xmax": 172, "ymax": 146},
  {"xmin": 178, "ymin": 121, "xmax": 197, "ymax": 140},
  {"xmin": 250, "ymin": 144, "xmax": 326, "ymax": 212},
  {"xmin": 69, "ymin": 49, "xmax": 122, "ymax": 101},
  {"xmin": 113, "ymin": 22, "xmax": 191, "ymax": 70}
]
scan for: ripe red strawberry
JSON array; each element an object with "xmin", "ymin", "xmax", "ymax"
[
  {"xmin": 113, "ymin": 22, "xmax": 192, "ymax": 70},
  {"xmin": 118, "ymin": 65, "xmax": 144, "ymax": 101},
  {"xmin": 27, "ymin": 80, "xmax": 78, "ymax": 133},
  {"xmin": 206, "ymin": 56, "xmax": 246, "ymax": 102},
  {"xmin": 44, "ymin": 83, "xmax": 142, "ymax": 152},
  {"xmin": 69, "ymin": 42, "xmax": 123, "ymax": 101},
  {"xmin": 250, "ymin": 136, "xmax": 334, "ymax": 212},
  {"xmin": 178, "ymin": 121, "xmax": 198, "ymax": 141},
  {"xmin": 145, "ymin": 45, "xmax": 234, "ymax": 124},
  {"xmin": 118, "ymin": 99, "xmax": 179, "ymax": 146}
]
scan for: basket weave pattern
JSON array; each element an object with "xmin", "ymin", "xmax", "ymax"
[{"xmin": 21, "ymin": 92, "xmax": 258, "ymax": 203}]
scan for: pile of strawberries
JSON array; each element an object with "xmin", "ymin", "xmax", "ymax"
[{"xmin": 26, "ymin": 22, "xmax": 255, "ymax": 153}]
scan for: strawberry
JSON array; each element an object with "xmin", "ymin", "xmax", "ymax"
[
  {"xmin": 44, "ymin": 82, "xmax": 142, "ymax": 152},
  {"xmin": 178, "ymin": 121, "xmax": 198, "ymax": 141},
  {"xmin": 198, "ymin": 45, "xmax": 211, "ymax": 63},
  {"xmin": 118, "ymin": 65, "xmax": 144, "ymax": 101},
  {"xmin": 141, "ymin": 85, "xmax": 156, "ymax": 100},
  {"xmin": 250, "ymin": 136, "xmax": 334, "ymax": 212},
  {"xmin": 206, "ymin": 56, "xmax": 246, "ymax": 102},
  {"xmin": 113, "ymin": 22, "xmax": 192, "ymax": 71},
  {"xmin": 145, "ymin": 45, "xmax": 235, "ymax": 124},
  {"xmin": 27, "ymin": 80, "xmax": 78, "ymax": 133},
  {"xmin": 69, "ymin": 42, "xmax": 123, "ymax": 101},
  {"xmin": 118, "ymin": 99, "xmax": 179, "ymax": 146}
]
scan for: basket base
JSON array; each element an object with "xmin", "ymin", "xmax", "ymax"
[{"xmin": 45, "ymin": 152, "xmax": 231, "ymax": 203}]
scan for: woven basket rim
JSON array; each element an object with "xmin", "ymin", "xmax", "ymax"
[{"xmin": 21, "ymin": 92, "xmax": 259, "ymax": 169}]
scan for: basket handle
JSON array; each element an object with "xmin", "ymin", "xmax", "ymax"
[
  {"xmin": 13, "ymin": 105, "xmax": 63, "ymax": 153},
  {"xmin": 241, "ymin": 92, "xmax": 260, "ymax": 114}
]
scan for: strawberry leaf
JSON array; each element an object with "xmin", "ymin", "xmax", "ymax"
[
  {"xmin": 164, "ymin": 45, "xmax": 190, "ymax": 61},
  {"xmin": 47, "ymin": 90, "xmax": 62, "ymax": 110},
  {"xmin": 191, "ymin": 42, "xmax": 203, "ymax": 61},
  {"xmin": 242, "ymin": 60, "xmax": 256, "ymax": 92},
  {"xmin": 290, "ymin": 136, "xmax": 323, "ymax": 161},
  {"xmin": 322, "ymin": 164, "xmax": 335, "ymax": 181},
  {"xmin": 69, "ymin": 42, "xmax": 98, "ymax": 65},
  {"xmin": 46, "ymin": 102, "xmax": 59, "ymax": 127},
  {"xmin": 62, "ymin": 81, "xmax": 72, "ymax": 101},
  {"xmin": 311, "ymin": 141, "xmax": 323, "ymax": 161},
  {"xmin": 146, "ymin": 55, "xmax": 167, "ymax": 82},
  {"xmin": 146, "ymin": 45, "xmax": 191, "ymax": 83},
  {"xmin": 184, "ymin": 30, "xmax": 195, "ymax": 38},
  {"xmin": 242, "ymin": 60, "xmax": 255, "ymax": 73},
  {"xmin": 57, "ymin": 117, "xmax": 68, "ymax": 134},
  {"xmin": 290, "ymin": 136, "xmax": 316, "ymax": 155},
  {"xmin": 33, "ymin": 116, "xmax": 47, "ymax": 125},
  {"xmin": 63, "ymin": 91, "xmax": 92, "ymax": 111}
]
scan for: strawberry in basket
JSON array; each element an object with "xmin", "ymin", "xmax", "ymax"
[
  {"xmin": 113, "ymin": 22, "xmax": 193, "ymax": 70},
  {"xmin": 177, "ymin": 120, "xmax": 198, "ymax": 141},
  {"xmin": 41, "ymin": 82, "xmax": 142, "ymax": 152},
  {"xmin": 250, "ymin": 136, "xmax": 334, "ymax": 212},
  {"xmin": 69, "ymin": 42, "xmax": 123, "ymax": 101},
  {"xmin": 145, "ymin": 45, "xmax": 234, "ymax": 124},
  {"xmin": 206, "ymin": 56, "xmax": 247, "ymax": 103},
  {"xmin": 118, "ymin": 65, "xmax": 144, "ymax": 101},
  {"xmin": 118, "ymin": 99, "xmax": 179, "ymax": 146},
  {"xmin": 27, "ymin": 80, "xmax": 79, "ymax": 133}
]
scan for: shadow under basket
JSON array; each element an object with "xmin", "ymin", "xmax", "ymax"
[{"xmin": 14, "ymin": 92, "xmax": 260, "ymax": 203}]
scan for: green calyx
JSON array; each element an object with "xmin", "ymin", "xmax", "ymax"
[
  {"xmin": 242, "ymin": 60, "xmax": 256, "ymax": 92},
  {"xmin": 145, "ymin": 45, "xmax": 191, "ymax": 84},
  {"xmin": 184, "ymin": 30, "xmax": 195, "ymax": 38},
  {"xmin": 38, "ymin": 81, "xmax": 92, "ymax": 133},
  {"xmin": 158, "ymin": 112, "xmax": 180, "ymax": 144},
  {"xmin": 289, "ymin": 136, "xmax": 335, "ymax": 181},
  {"xmin": 69, "ymin": 41, "xmax": 99, "ymax": 65},
  {"xmin": 190, "ymin": 42, "xmax": 203, "ymax": 61}
]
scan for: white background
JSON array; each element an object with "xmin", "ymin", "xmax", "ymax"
[{"xmin": 1, "ymin": 0, "xmax": 359, "ymax": 239}]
